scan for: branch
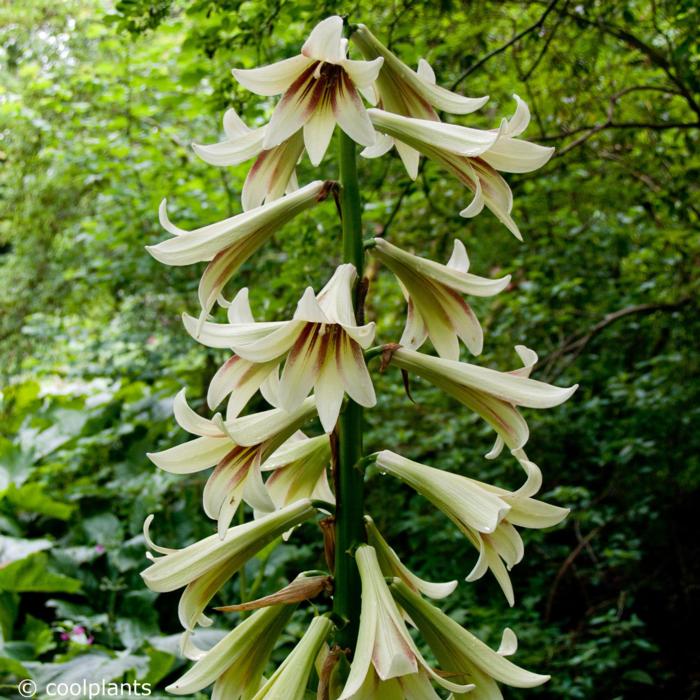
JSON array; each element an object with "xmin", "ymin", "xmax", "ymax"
[
  {"xmin": 564, "ymin": 11, "xmax": 700, "ymax": 120},
  {"xmin": 541, "ymin": 84, "xmax": 699, "ymax": 155},
  {"xmin": 541, "ymin": 298, "xmax": 692, "ymax": 379},
  {"xmin": 451, "ymin": 0, "xmax": 560, "ymax": 90},
  {"xmin": 545, "ymin": 525, "xmax": 602, "ymax": 622},
  {"xmin": 521, "ymin": 0, "xmax": 570, "ymax": 81}
]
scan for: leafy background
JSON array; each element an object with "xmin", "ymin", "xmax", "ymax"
[{"xmin": 1, "ymin": 0, "xmax": 698, "ymax": 698}]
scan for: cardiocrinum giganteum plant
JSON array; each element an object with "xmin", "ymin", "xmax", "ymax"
[{"xmin": 141, "ymin": 15, "xmax": 578, "ymax": 700}]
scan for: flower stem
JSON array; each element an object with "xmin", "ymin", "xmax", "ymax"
[{"xmin": 334, "ymin": 130, "xmax": 365, "ymax": 649}]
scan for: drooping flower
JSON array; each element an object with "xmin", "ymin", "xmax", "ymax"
[
  {"xmin": 366, "ymin": 97, "xmax": 554, "ymax": 238},
  {"xmin": 192, "ymin": 109, "xmax": 304, "ymax": 211},
  {"xmin": 370, "ymin": 237, "xmax": 510, "ymax": 357},
  {"xmin": 146, "ymin": 180, "xmax": 331, "ymax": 324},
  {"xmin": 339, "ymin": 545, "xmax": 473, "ymax": 700},
  {"xmin": 351, "ymin": 23, "xmax": 488, "ymax": 178},
  {"xmin": 146, "ymin": 389, "xmax": 317, "ymax": 536},
  {"xmin": 374, "ymin": 450, "xmax": 568, "ymax": 604},
  {"xmin": 252, "ymin": 615, "xmax": 334, "ymax": 700},
  {"xmin": 183, "ymin": 264, "xmax": 376, "ymax": 432},
  {"xmin": 166, "ymin": 603, "xmax": 295, "ymax": 699},
  {"xmin": 140, "ymin": 499, "xmax": 317, "ymax": 638},
  {"xmin": 364, "ymin": 515, "xmax": 457, "ymax": 599},
  {"xmin": 232, "ymin": 16, "xmax": 383, "ymax": 166},
  {"xmin": 391, "ymin": 578, "xmax": 550, "ymax": 699},
  {"xmin": 389, "ymin": 345, "xmax": 577, "ymax": 451}
]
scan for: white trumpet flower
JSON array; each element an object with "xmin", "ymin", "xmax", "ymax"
[
  {"xmin": 364, "ymin": 515, "xmax": 457, "ymax": 599},
  {"xmin": 232, "ymin": 16, "xmax": 383, "ymax": 165},
  {"xmin": 252, "ymin": 615, "xmax": 334, "ymax": 700},
  {"xmin": 183, "ymin": 264, "xmax": 376, "ymax": 432},
  {"xmin": 375, "ymin": 450, "xmax": 568, "ymax": 605},
  {"xmin": 351, "ymin": 23, "xmax": 488, "ymax": 178},
  {"xmin": 193, "ymin": 108, "xmax": 304, "ymax": 211},
  {"xmin": 370, "ymin": 237, "xmax": 510, "ymax": 357},
  {"xmin": 339, "ymin": 545, "xmax": 474, "ymax": 699},
  {"xmin": 140, "ymin": 500, "xmax": 316, "ymax": 637},
  {"xmin": 391, "ymin": 579, "xmax": 550, "ymax": 699},
  {"xmin": 166, "ymin": 604, "xmax": 294, "ymax": 699},
  {"xmin": 366, "ymin": 97, "xmax": 554, "ymax": 239},
  {"xmin": 146, "ymin": 180, "xmax": 330, "ymax": 324},
  {"xmin": 390, "ymin": 346, "xmax": 577, "ymax": 451},
  {"xmin": 146, "ymin": 390, "xmax": 317, "ymax": 536}
]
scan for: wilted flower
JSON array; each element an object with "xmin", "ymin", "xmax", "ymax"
[
  {"xmin": 232, "ymin": 16, "xmax": 383, "ymax": 165},
  {"xmin": 183, "ymin": 264, "xmax": 376, "ymax": 432},
  {"xmin": 389, "ymin": 345, "xmax": 577, "ymax": 451},
  {"xmin": 146, "ymin": 390, "xmax": 317, "ymax": 535},
  {"xmin": 166, "ymin": 603, "xmax": 295, "ymax": 699},
  {"xmin": 391, "ymin": 579, "xmax": 550, "ymax": 698},
  {"xmin": 140, "ymin": 499, "xmax": 316, "ymax": 636},
  {"xmin": 370, "ymin": 237, "xmax": 510, "ymax": 357},
  {"xmin": 375, "ymin": 450, "xmax": 568, "ymax": 604},
  {"xmin": 364, "ymin": 515, "xmax": 457, "ymax": 599},
  {"xmin": 253, "ymin": 615, "xmax": 334, "ymax": 700},
  {"xmin": 339, "ymin": 545, "xmax": 473, "ymax": 699},
  {"xmin": 366, "ymin": 97, "xmax": 554, "ymax": 238},
  {"xmin": 146, "ymin": 180, "xmax": 331, "ymax": 324},
  {"xmin": 192, "ymin": 108, "xmax": 304, "ymax": 211},
  {"xmin": 351, "ymin": 23, "xmax": 488, "ymax": 177}
]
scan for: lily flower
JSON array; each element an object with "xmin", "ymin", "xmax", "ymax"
[
  {"xmin": 232, "ymin": 16, "xmax": 383, "ymax": 165},
  {"xmin": 146, "ymin": 180, "xmax": 331, "ymax": 324},
  {"xmin": 366, "ymin": 98, "xmax": 554, "ymax": 239},
  {"xmin": 141, "ymin": 499, "xmax": 316, "ymax": 637},
  {"xmin": 389, "ymin": 345, "xmax": 577, "ymax": 451},
  {"xmin": 351, "ymin": 23, "xmax": 488, "ymax": 177},
  {"xmin": 192, "ymin": 108, "xmax": 304, "ymax": 211},
  {"xmin": 370, "ymin": 237, "xmax": 510, "ymax": 357},
  {"xmin": 391, "ymin": 578, "xmax": 550, "ymax": 698},
  {"xmin": 147, "ymin": 390, "xmax": 317, "ymax": 536},
  {"xmin": 262, "ymin": 432, "xmax": 334, "ymax": 511},
  {"xmin": 166, "ymin": 603, "xmax": 295, "ymax": 698},
  {"xmin": 339, "ymin": 545, "xmax": 473, "ymax": 699},
  {"xmin": 375, "ymin": 450, "xmax": 568, "ymax": 604},
  {"xmin": 364, "ymin": 515, "xmax": 457, "ymax": 599},
  {"xmin": 183, "ymin": 264, "xmax": 376, "ymax": 432},
  {"xmin": 252, "ymin": 615, "xmax": 334, "ymax": 700}
]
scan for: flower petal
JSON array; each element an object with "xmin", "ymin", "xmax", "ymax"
[
  {"xmin": 192, "ymin": 127, "xmax": 265, "ymax": 167},
  {"xmin": 481, "ymin": 137, "xmax": 554, "ymax": 174},
  {"xmin": 207, "ymin": 355, "xmax": 278, "ymax": 417},
  {"xmin": 303, "ymin": 102, "xmax": 337, "ymax": 166},
  {"xmin": 173, "ymin": 389, "xmax": 223, "ymax": 437},
  {"xmin": 368, "ymin": 108, "xmax": 498, "ymax": 157},
  {"xmin": 334, "ymin": 73, "xmax": 377, "ymax": 147},
  {"xmin": 226, "ymin": 396, "xmax": 317, "ymax": 447},
  {"xmin": 147, "ymin": 436, "xmax": 232, "ymax": 475},
  {"xmin": 232, "ymin": 54, "xmax": 312, "ymax": 96},
  {"xmin": 278, "ymin": 325, "xmax": 323, "ymax": 411},
  {"xmin": 302, "ymin": 16, "xmax": 345, "ymax": 62},
  {"xmin": 336, "ymin": 331, "xmax": 377, "ymax": 409}
]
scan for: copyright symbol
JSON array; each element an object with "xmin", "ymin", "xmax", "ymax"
[{"xmin": 18, "ymin": 679, "xmax": 37, "ymax": 697}]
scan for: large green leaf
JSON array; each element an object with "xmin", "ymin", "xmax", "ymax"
[{"xmin": 0, "ymin": 553, "xmax": 82, "ymax": 593}]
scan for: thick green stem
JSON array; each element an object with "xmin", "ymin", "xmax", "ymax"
[{"xmin": 334, "ymin": 131, "xmax": 366, "ymax": 649}]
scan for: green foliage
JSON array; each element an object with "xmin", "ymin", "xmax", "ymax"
[{"xmin": 1, "ymin": 0, "xmax": 698, "ymax": 697}]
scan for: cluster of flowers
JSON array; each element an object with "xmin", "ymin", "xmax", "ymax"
[{"xmin": 142, "ymin": 15, "xmax": 577, "ymax": 699}]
